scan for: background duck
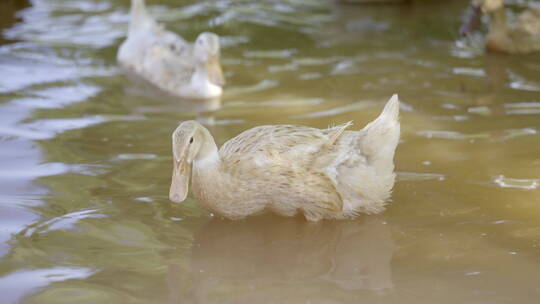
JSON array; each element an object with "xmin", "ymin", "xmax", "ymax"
[
  {"xmin": 460, "ymin": 0, "xmax": 540, "ymax": 54},
  {"xmin": 169, "ymin": 95, "xmax": 400, "ymax": 221},
  {"xmin": 117, "ymin": 0, "xmax": 224, "ymax": 99}
]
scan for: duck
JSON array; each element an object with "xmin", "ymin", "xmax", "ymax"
[
  {"xmin": 117, "ymin": 0, "xmax": 224, "ymax": 99},
  {"xmin": 460, "ymin": 0, "xmax": 540, "ymax": 54},
  {"xmin": 169, "ymin": 94, "xmax": 400, "ymax": 221}
]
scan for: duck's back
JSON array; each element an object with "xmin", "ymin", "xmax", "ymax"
[
  {"xmin": 215, "ymin": 125, "xmax": 350, "ymax": 220},
  {"xmin": 139, "ymin": 42, "xmax": 195, "ymax": 90},
  {"xmin": 118, "ymin": 0, "xmax": 193, "ymax": 81},
  {"xmin": 488, "ymin": 8, "xmax": 540, "ymax": 54},
  {"xmin": 220, "ymin": 125, "xmax": 325, "ymax": 162},
  {"xmin": 218, "ymin": 124, "xmax": 352, "ymax": 176}
]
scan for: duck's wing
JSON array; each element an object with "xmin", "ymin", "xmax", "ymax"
[
  {"xmin": 516, "ymin": 9, "xmax": 540, "ymax": 39},
  {"xmin": 220, "ymin": 125, "xmax": 323, "ymax": 159},
  {"xmin": 219, "ymin": 124, "xmax": 354, "ymax": 169},
  {"xmin": 139, "ymin": 38, "xmax": 195, "ymax": 91},
  {"xmin": 121, "ymin": 0, "xmax": 190, "ymax": 70},
  {"xmin": 323, "ymin": 121, "xmax": 353, "ymax": 145},
  {"xmin": 219, "ymin": 124, "xmax": 353, "ymax": 216},
  {"xmin": 156, "ymin": 29, "xmax": 189, "ymax": 51}
]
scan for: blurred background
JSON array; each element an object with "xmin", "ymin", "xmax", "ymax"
[{"xmin": 0, "ymin": 0, "xmax": 539, "ymax": 303}]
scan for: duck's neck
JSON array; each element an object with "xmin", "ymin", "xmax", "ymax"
[
  {"xmin": 193, "ymin": 64, "xmax": 210, "ymax": 85},
  {"xmin": 191, "ymin": 64, "xmax": 222, "ymax": 98},
  {"xmin": 489, "ymin": 7, "xmax": 508, "ymax": 36},
  {"xmin": 193, "ymin": 126, "xmax": 220, "ymax": 170},
  {"xmin": 485, "ymin": 7, "xmax": 520, "ymax": 52},
  {"xmin": 191, "ymin": 127, "xmax": 224, "ymax": 212}
]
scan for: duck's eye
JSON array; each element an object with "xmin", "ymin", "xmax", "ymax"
[{"xmin": 189, "ymin": 137, "xmax": 194, "ymax": 144}]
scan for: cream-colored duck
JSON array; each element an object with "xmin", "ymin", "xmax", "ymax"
[
  {"xmin": 460, "ymin": 0, "xmax": 540, "ymax": 54},
  {"xmin": 169, "ymin": 95, "xmax": 400, "ymax": 221},
  {"xmin": 117, "ymin": 0, "xmax": 224, "ymax": 99}
]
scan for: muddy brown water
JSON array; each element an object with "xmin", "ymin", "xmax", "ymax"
[{"xmin": 0, "ymin": 0, "xmax": 540, "ymax": 303}]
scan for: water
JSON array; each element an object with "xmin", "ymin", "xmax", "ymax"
[{"xmin": 1, "ymin": 0, "xmax": 540, "ymax": 303}]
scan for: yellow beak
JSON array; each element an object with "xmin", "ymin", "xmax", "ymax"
[
  {"xmin": 207, "ymin": 55, "xmax": 225, "ymax": 86},
  {"xmin": 169, "ymin": 159, "xmax": 191, "ymax": 203}
]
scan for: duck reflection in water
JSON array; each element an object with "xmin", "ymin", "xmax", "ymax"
[
  {"xmin": 123, "ymin": 70, "xmax": 222, "ymax": 126},
  {"xmin": 167, "ymin": 215, "xmax": 394, "ymax": 304}
]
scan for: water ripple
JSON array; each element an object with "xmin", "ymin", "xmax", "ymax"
[
  {"xmin": 244, "ymin": 49, "xmax": 297, "ymax": 59},
  {"xmin": 23, "ymin": 209, "xmax": 106, "ymax": 236},
  {"xmin": 0, "ymin": 52, "xmax": 114, "ymax": 93},
  {"xmin": 418, "ymin": 128, "xmax": 538, "ymax": 142},
  {"xmin": 224, "ymin": 79, "xmax": 279, "ymax": 97},
  {"xmin": 12, "ymin": 84, "xmax": 101, "ymax": 109},
  {"xmin": 0, "ymin": 162, "xmax": 105, "ymax": 179},
  {"xmin": 417, "ymin": 130, "xmax": 489, "ymax": 140},
  {"xmin": 452, "ymin": 67, "xmax": 486, "ymax": 77},
  {"xmin": 4, "ymin": 2, "xmax": 124, "ymax": 48},
  {"xmin": 508, "ymin": 71, "xmax": 540, "ymax": 92},
  {"xmin": 0, "ymin": 116, "xmax": 106, "ymax": 140},
  {"xmin": 493, "ymin": 175, "xmax": 540, "ymax": 190},
  {"xmin": 0, "ymin": 267, "xmax": 96, "ymax": 304},
  {"xmin": 397, "ymin": 172, "xmax": 445, "ymax": 182},
  {"xmin": 292, "ymin": 100, "xmax": 377, "ymax": 119},
  {"xmin": 505, "ymin": 102, "xmax": 540, "ymax": 115}
]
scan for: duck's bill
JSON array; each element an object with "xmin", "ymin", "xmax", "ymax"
[
  {"xmin": 207, "ymin": 56, "xmax": 225, "ymax": 86},
  {"xmin": 169, "ymin": 159, "xmax": 191, "ymax": 203},
  {"xmin": 460, "ymin": 4, "xmax": 482, "ymax": 36}
]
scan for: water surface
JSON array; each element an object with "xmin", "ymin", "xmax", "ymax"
[{"xmin": 1, "ymin": 0, "xmax": 540, "ymax": 303}]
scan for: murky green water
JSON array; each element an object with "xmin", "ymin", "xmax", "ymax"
[{"xmin": 1, "ymin": 0, "xmax": 540, "ymax": 303}]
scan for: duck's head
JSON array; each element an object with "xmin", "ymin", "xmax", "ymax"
[
  {"xmin": 170, "ymin": 121, "xmax": 202, "ymax": 203},
  {"xmin": 460, "ymin": 0, "xmax": 504, "ymax": 35},
  {"xmin": 170, "ymin": 121, "xmax": 215, "ymax": 203},
  {"xmin": 194, "ymin": 32, "xmax": 225, "ymax": 86},
  {"xmin": 474, "ymin": 0, "xmax": 504, "ymax": 13}
]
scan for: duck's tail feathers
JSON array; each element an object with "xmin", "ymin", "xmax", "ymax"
[
  {"xmin": 357, "ymin": 94, "xmax": 400, "ymax": 174},
  {"xmin": 131, "ymin": 0, "xmax": 147, "ymax": 17},
  {"xmin": 129, "ymin": 0, "xmax": 155, "ymax": 32},
  {"xmin": 374, "ymin": 94, "xmax": 399, "ymax": 127}
]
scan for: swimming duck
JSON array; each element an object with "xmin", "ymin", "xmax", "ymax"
[
  {"xmin": 117, "ymin": 0, "xmax": 224, "ymax": 99},
  {"xmin": 460, "ymin": 0, "xmax": 540, "ymax": 54},
  {"xmin": 169, "ymin": 95, "xmax": 400, "ymax": 221}
]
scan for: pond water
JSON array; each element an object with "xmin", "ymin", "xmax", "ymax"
[{"xmin": 1, "ymin": 0, "xmax": 540, "ymax": 303}]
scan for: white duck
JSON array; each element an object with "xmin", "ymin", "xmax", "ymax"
[
  {"xmin": 117, "ymin": 0, "xmax": 224, "ymax": 99},
  {"xmin": 169, "ymin": 95, "xmax": 400, "ymax": 221}
]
